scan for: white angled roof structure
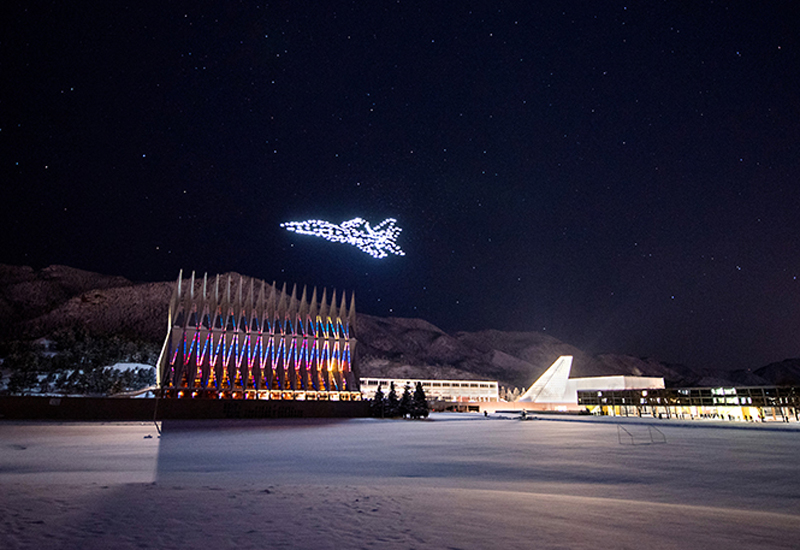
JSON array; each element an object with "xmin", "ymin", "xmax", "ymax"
[
  {"xmin": 518, "ymin": 356, "xmax": 575, "ymax": 403},
  {"xmin": 518, "ymin": 356, "xmax": 665, "ymax": 405}
]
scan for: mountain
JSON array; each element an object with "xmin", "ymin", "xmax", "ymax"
[
  {"xmin": 0, "ymin": 264, "xmax": 170, "ymax": 342},
  {"xmin": 726, "ymin": 359, "xmax": 800, "ymax": 387},
  {"xmin": 0, "ymin": 264, "xmax": 133, "ymax": 333},
  {"xmin": 2, "ymin": 264, "xmax": 795, "ymax": 389}
]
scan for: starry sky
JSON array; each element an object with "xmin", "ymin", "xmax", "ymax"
[{"xmin": 2, "ymin": 1, "xmax": 800, "ymax": 371}]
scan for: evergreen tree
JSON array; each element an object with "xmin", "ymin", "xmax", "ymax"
[
  {"xmin": 1, "ymin": 330, "xmax": 159, "ymax": 395},
  {"xmin": 399, "ymin": 383, "xmax": 412, "ymax": 418},
  {"xmin": 412, "ymin": 381, "xmax": 430, "ymax": 419},
  {"xmin": 370, "ymin": 384, "xmax": 385, "ymax": 418},
  {"xmin": 386, "ymin": 381, "xmax": 400, "ymax": 417}
]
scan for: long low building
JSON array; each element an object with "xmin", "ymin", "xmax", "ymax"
[
  {"xmin": 360, "ymin": 377, "xmax": 499, "ymax": 402},
  {"xmin": 579, "ymin": 386, "xmax": 800, "ymax": 421}
]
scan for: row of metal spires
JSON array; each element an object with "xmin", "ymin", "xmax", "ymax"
[{"xmin": 169, "ymin": 270, "xmax": 357, "ymax": 334}]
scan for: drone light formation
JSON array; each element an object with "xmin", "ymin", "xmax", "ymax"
[{"xmin": 281, "ymin": 217, "xmax": 405, "ymax": 259}]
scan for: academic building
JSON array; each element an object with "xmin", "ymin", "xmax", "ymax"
[
  {"xmin": 578, "ymin": 385, "xmax": 800, "ymax": 421},
  {"xmin": 360, "ymin": 377, "xmax": 499, "ymax": 403},
  {"xmin": 156, "ymin": 271, "xmax": 361, "ymax": 401},
  {"xmin": 478, "ymin": 355, "xmax": 665, "ymax": 414},
  {"xmin": 508, "ymin": 356, "xmax": 799, "ymax": 422}
]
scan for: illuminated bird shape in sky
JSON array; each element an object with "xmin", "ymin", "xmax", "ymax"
[{"xmin": 281, "ymin": 217, "xmax": 406, "ymax": 259}]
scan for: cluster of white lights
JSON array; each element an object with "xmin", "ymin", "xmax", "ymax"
[{"xmin": 281, "ymin": 217, "xmax": 406, "ymax": 259}]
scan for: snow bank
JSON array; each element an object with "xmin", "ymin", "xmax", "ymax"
[{"xmin": 105, "ymin": 362, "xmax": 155, "ymax": 372}]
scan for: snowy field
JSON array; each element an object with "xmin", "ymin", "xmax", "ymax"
[{"xmin": 2, "ymin": 414, "xmax": 799, "ymax": 549}]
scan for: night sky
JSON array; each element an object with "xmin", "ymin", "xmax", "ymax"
[{"xmin": 3, "ymin": 2, "xmax": 800, "ymax": 371}]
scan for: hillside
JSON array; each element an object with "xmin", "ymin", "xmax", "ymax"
[
  {"xmin": 4, "ymin": 264, "xmax": 796, "ymax": 390},
  {"xmin": 0, "ymin": 265, "xmax": 134, "ymax": 333}
]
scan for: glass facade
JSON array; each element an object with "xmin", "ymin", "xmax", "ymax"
[{"xmin": 578, "ymin": 386, "xmax": 800, "ymax": 421}]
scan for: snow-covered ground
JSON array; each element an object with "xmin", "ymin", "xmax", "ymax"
[{"xmin": 2, "ymin": 413, "xmax": 799, "ymax": 549}]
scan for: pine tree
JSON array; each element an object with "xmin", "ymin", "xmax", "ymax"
[
  {"xmin": 370, "ymin": 384, "xmax": 385, "ymax": 418},
  {"xmin": 386, "ymin": 381, "xmax": 400, "ymax": 417},
  {"xmin": 399, "ymin": 383, "xmax": 412, "ymax": 418},
  {"xmin": 412, "ymin": 381, "xmax": 429, "ymax": 419}
]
